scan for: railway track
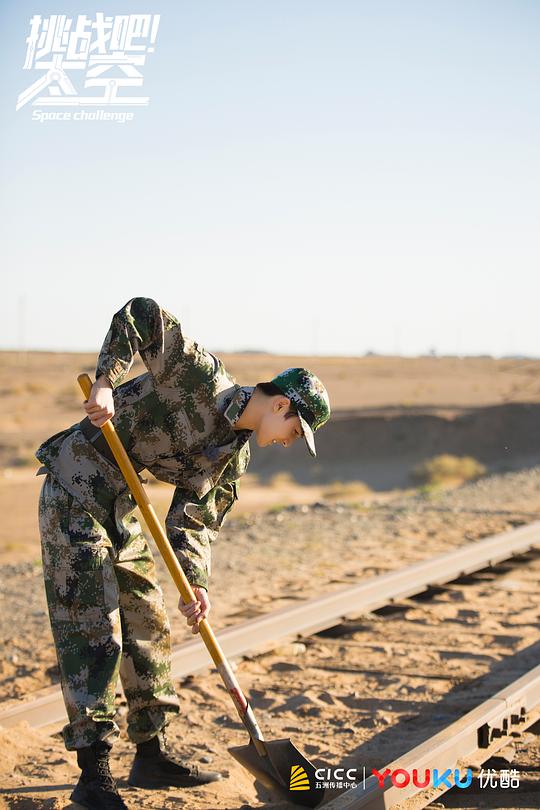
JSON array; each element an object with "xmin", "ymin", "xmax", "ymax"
[
  {"xmin": 323, "ymin": 663, "xmax": 540, "ymax": 808},
  {"xmin": 1, "ymin": 522, "xmax": 540, "ymax": 809}
]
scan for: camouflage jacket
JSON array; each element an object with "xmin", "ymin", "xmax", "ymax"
[{"xmin": 35, "ymin": 297, "xmax": 253, "ymax": 590}]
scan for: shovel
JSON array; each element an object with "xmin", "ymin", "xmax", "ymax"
[{"xmin": 77, "ymin": 374, "xmax": 324, "ymax": 807}]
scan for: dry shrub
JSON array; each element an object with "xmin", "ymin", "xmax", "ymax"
[
  {"xmin": 25, "ymin": 382, "xmax": 48, "ymax": 394},
  {"xmin": 411, "ymin": 454, "xmax": 486, "ymax": 486},
  {"xmin": 11, "ymin": 447, "xmax": 39, "ymax": 467},
  {"xmin": 55, "ymin": 383, "xmax": 81, "ymax": 406},
  {"xmin": 0, "ymin": 385, "xmax": 25, "ymax": 396},
  {"xmin": 322, "ymin": 480, "xmax": 371, "ymax": 499},
  {"xmin": 240, "ymin": 473, "xmax": 260, "ymax": 487},
  {"xmin": 268, "ymin": 503, "xmax": 288, "ymax": 513},
  {"xmin": 269, "ymin": 471, "xmax": 296, "ymax": 488}
]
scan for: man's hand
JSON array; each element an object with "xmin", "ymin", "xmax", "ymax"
[
  {"xmin": 84, "ymin": 374, "xmax": 115, "ymax": 427},
  {"xmin": 178, "ymin": 586, "xmax": 211, "ymax": 635}
]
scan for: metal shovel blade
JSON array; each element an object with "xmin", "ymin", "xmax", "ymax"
[{"xmin": 228, "ymin": 738, "xmax": 324, "ymax": 808}]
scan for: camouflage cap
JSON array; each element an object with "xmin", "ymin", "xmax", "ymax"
[{"xmin": 270, "ymin": 367, "xmax": 331, "ymax": 457}]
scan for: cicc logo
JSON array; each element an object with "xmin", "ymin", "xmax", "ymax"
[{"xmin": 289, "ymin": 764, "xmax": 311, "ymax": 791}]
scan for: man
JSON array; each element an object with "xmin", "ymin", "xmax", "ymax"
[{"xmin": 36, "ymin": 296, "xmax": 331, "ymax": 810}]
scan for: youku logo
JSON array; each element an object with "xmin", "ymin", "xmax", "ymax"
[
  {"xmin": 373, "ymin": 767, "xmax": 473, "ymax": 790},
  {"xmin": 16, "ymin": 12, "xmax": 160, "ymax": 122}
]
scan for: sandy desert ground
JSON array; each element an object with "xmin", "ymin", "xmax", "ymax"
[
  {"xmin": 3, "ymin": 350, "xmax": 540, "ymax": 563},
  {"xmin": 1, "ymin": 350, "xmax": 540, "ymax": 809}
]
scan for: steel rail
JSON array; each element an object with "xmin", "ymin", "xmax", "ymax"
[
  {"xmin": 322, "ymin": 663, "xmax": 540, "ymax": 809},
  {"xmin": 1, "ymin": 520, "xmax": 539, "ymax": 732}
]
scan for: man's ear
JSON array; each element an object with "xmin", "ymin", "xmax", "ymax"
[{"xmin": 273, "ymin": 395, "xmax": 291, "ymax": 414}]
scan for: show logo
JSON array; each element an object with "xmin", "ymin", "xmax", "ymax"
[{"xmin": 16, "ymin": 13, "xmax": 161, "ymax": 122}]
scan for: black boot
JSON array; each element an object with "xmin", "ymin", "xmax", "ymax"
[
  {"xmin": 128, "ymin": 728, "xmax": 224, "ymax": 789},
  {"xmin": 71, "ymin": 739, "xmax": 129, "ymax": 809}
]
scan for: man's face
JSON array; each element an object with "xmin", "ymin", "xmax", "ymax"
[{"xmin": 255, "ymin": 397, "xmax": 304, "ymax": 449}]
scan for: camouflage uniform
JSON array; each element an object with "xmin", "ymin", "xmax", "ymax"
[{"xmin": 36, "ymin": 297, "xmax": 253, "ymax": 750}]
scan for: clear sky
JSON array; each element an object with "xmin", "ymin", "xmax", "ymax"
[{"xmin": 1, "ymin": 1, "xmax": 539, "ymax": 357}]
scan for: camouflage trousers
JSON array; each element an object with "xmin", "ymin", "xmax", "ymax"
[{"xmin": 38, "ymin": 472, "xmax": 180, "ymax": 750}]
